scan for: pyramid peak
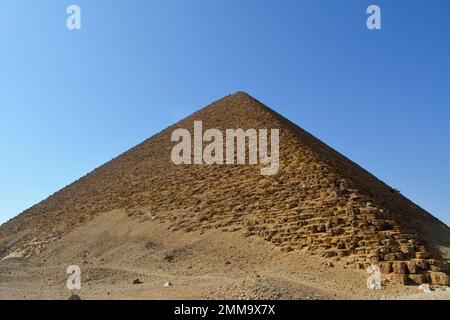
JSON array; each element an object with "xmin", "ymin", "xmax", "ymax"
[
  {"xmin": 222, "ymin": 91, "xmax": 255, "ymax": 102},
  {"xmin": 231, "ymin": 91, "xmax": 251, "ymax": 97},
  {"xmin": 207, "ymin": 91, "xmax": 267, "ymax": 112}
]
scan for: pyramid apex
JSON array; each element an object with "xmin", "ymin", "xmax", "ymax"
[
  {"xmin": 216, "ymin": 91, "xmax": 260, "ymax": 106},
  {"xmin": 224, "ymin": 91, "xmax": 253, "ymax": 99}
]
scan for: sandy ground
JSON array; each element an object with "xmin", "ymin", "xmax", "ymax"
[{"xmin": 0, "ymin": 210, "xmax": 448, "ymax": 300}]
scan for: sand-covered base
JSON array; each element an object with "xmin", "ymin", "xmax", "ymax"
[{"xmin": 1, "ymin": 210, "xmax": 448, "ymax": 300}]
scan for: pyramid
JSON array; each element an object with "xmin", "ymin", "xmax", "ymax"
[{"xmin": 0, "ymin": 92, "xmax": 449, "ymax": 286}]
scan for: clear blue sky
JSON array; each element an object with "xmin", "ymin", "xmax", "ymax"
[{"xmin": 0, "ymin": 0, "xmax": 449, "ymax": 226}]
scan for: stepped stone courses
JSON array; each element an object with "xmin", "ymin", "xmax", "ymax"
[{"xmin": 0, "ymin": 92, "xmax": 449, "ymax": 286}]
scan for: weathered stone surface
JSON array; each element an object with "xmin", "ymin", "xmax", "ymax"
[
  {"xmin": 385, "ymin": 253, "xmax": 399, "ymax": 261},
  {"xmin": 408, "ymin": 274, "xmax": 427, "ymax": 285},
  {"xmin": 406, "ymin": 261, "xmax": 417, "ymax": 274},
  {"xmin": 427, "ymin": 259, "xmax": 446, "ymax": 272},
  {"xmin": 322, "ymin": 250, "xmax": 337, "ymax": 258},
  {"xmin": 379, "ymin": 262, "xmax": 392, "ymax": 274},
  {"xmin": 392, "ymin": 262, "xmax": 408, "ymax": 274},
  {"xmin": 386, "ymin": 273, "xmax": 408, "ymax": 285},
  {"xmin": 429, "ymin": 272, "xmax": 449, "ymax": 286},
  {"xmin": 399, "ymin": 243, "xmax": 414, "ymax": 256},
  {"xmin": 379, "ymin": 247, "xmax": 390, "ymax": 254},
  {"xmin": 412, "ymin": 259, "xmax": 428, "ymax": 271},
  {"xmin": 416, "ymin": 252, "xmax": 429, "ymax": 259}
]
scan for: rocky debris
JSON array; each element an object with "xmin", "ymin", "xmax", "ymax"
[
  {"xmin": 1, "ymin": 233, "xmax": 60, "ymax": 259},
  {"xmin": 162, "ymin": 246, "xmax": 192, "ymax": 262},
  {"xmin": 202, "ymin": 277, "xmax": 330, "ymax": 300},
  {"xmin": 418, "ymin": 284, "xmax": 432, "ymax": 293},
  {"xmin": 416, "ymin": 283, "xmax": 450, "ymax": 294},
  {"xmin": 82, "ymin": 267, "xmax": 129, "ymax": 283},
  {"xmin": 1, "ymin": 249, "xmax": 25, "ymax": 261},
  {"xmin": 202, "ymin": 279, "xmax": 291, "ymax": 300}
]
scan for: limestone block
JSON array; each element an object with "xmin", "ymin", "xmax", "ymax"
[
  {"xmin": 406, "ymin": 261, "xmax": 417, "ymax": 274},
  {"xmin": 386, "ymin": 273, "xmax": 408, "ymax": 285},
  {"xmin": 408, "ymin": 274, "xmax": 427, "ymax": 285},
  {"xmin": 392, "ymin": 261, "xmax": 408, "ymax": 274},
  {"xmin": 395, "ymin": 253, "xmax": 405, "ymax": 260},
  {"xmin": 379, "ymin": 247, "xmax": 390, "ymax": 254},
  {"xmin": 383, "ymin": 253, "xmax": 397, "ymax": 261},
  {"xmin": 412, "ymin": 259, "xmax": 428, "ymax": 270},
  {"xmin": 337, "ymin": 249, "xmax": 349, "ymax": 258},
  {"xmin": 429, "ymin": 272, "xmax": 449, "ymax": 286},
  {"xmin": 379, "ymin": 262, "xmax": 392, "ymax": 274},
  {"xmin": 322, "ymin": 250, "xmax": 337, "ymax": 258},
  {"xmin": 336, "ymin": 242, "xmax": 346, "ymax": 250},
  {"xmin": 416, "ymin": 252, "xmax": 429, "ymax": 259},
  {"xmin": 427, "ymin": 259, "xmax": 446, "ymax": 273},
  {"xmin": 399, "ymin": 243, "xmax": 415, "ymax": 256}
]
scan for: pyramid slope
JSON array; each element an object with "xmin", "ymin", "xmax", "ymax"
[{"xmin": 0, "ymin": 92, "xmax": 449, "ymax": 285}]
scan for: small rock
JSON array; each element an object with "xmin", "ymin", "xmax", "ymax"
[
  {"xmin": 68, "ymin": 294, "xmax": 81, "ymax": 300},
  {"xmin": 163, "ymin": 253, "xmax": 174, "ymax": 262},
  {"xmin": 418, "ymin": 283, "xmax": 432, "ymax": 293},
  {"xmin": 132, "ymin": 278, "xmax": 143, "ymax": 285},
  {"xmin": 1, "ymin": 250, "xmax": 24, "ymax": 261},
  {"xmin": 286, "ymin": 203, "xmax": 295, "ymax": 209},
  {"xmin": 163, "ymin": 281, "xmax": 172, "ymax": 287}
]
